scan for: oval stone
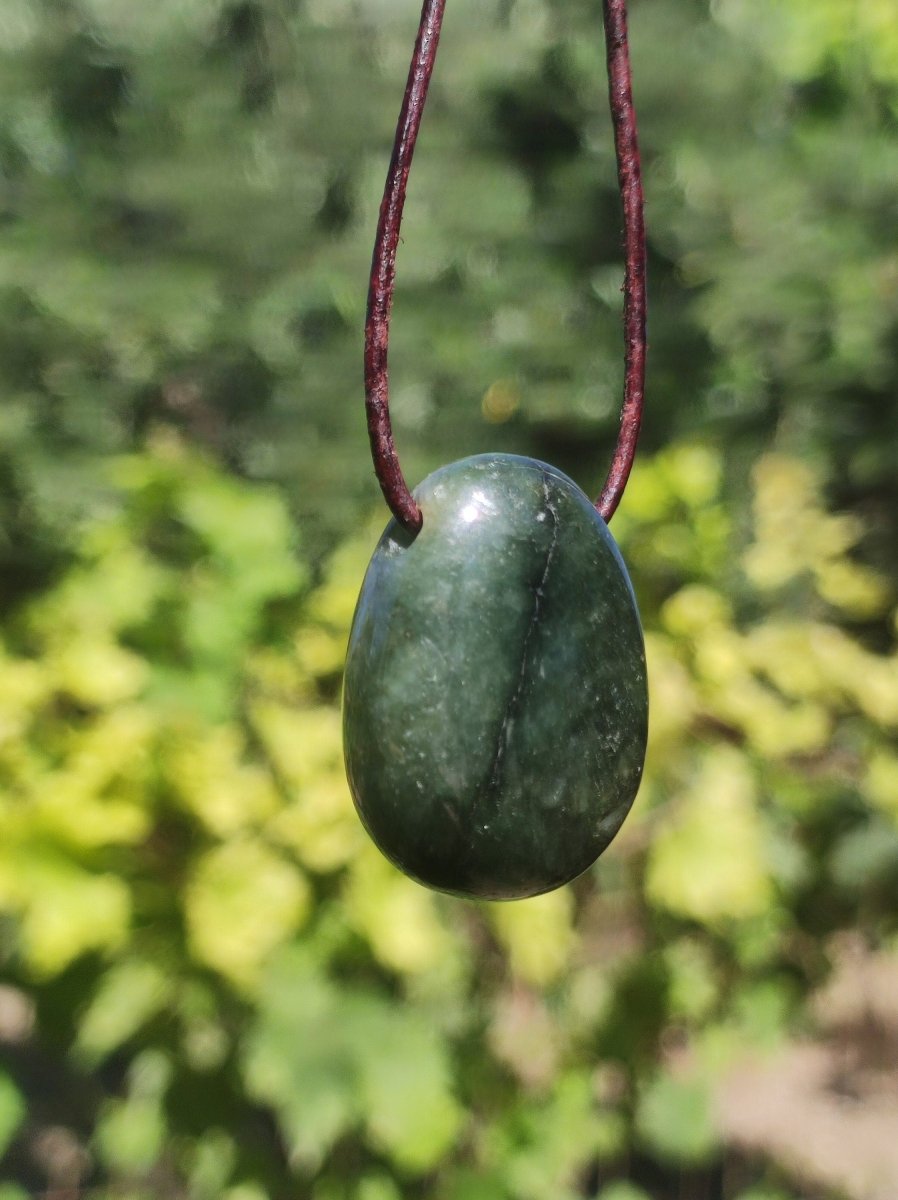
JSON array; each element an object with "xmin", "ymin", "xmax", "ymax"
[{"xmin": 343, "ymin": 453, "xmax": 648, "ymax": 900}]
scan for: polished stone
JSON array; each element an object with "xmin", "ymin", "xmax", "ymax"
[{"xmin": 343, "ymin": 453, "xmax": 648, "ymax": 900}]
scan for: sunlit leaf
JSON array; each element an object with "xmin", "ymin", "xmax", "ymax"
[
  {"xmin": 185, "ymin": 841, "xmax": 311, "ymax": 990},
  {"xmin": 646, "ymin": 749, "xmax": 773, "ymax": 924}
]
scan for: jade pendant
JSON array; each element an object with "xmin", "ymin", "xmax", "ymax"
[{"xmin": 343, "ymin": 453, "xmax": 648, "ymax": 900}]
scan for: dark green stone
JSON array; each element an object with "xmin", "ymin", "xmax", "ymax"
[{"xmin": 342, "ymin": 453, "xmax": 648, "ymax": 900}]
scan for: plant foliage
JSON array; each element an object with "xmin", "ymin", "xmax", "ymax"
[{"xmin": 1, "ymin": 2, "xmax": 897, "ymax": 1199}]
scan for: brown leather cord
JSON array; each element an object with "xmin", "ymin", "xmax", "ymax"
[{"xmin": 364, "ymin": 0, "xmax": 646, "ymax": 532}]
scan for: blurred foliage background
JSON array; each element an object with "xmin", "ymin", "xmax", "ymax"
[{"xmin": 0, "ymin": 0, "xmax": 897, "ymax": 1198}]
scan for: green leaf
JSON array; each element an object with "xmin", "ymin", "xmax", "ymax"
[
  {"xmin": 831, "ymin": 819, "xmax": 898, "ymax": 888},
  {"xmin": 356, "ymin": 1178, "xmax": 403, "ymax": 1200},
  {"xmin": 243, "ymin": 949, "xmax": 462, "ymax": 1173},
  {"xmin": 0, "ymin": 1073, "xmax": 25, "ymax": 1157},
  {"xmin": 222, "ymin": 1187, "xmax": 270, "ymax": 1200},
  {"xmin": 95, "ymin": 1098, "xmax": 166, "ymax": 1174},
  {"xmin": 94, "ymin": 1052, "xmax": 171, "ymax": 1173},
  {"xmin": 635, "ymin": 1073, "xmax": 718, "ymax": 1165},
  {"xmin": 356, "ymin": 1007, "xmax": 462, "ymax": 1173},
  {"xmin": 646, "ymin": 748, "xmax": 773, "ymax": 924},
  {"xmin": 185, "ymin": 840, "xmax": 311, "ymax": 990},
  {"xmin": 597, "ymin": 1186, "xmax": 652, "ymax": 1200},
  {"xmin": 243, "ymin": 957, "xmax": 358, "ymax": 1169},
  {"xmin": 497, "ymin": 1073, "xmax": 621, "ymax": 1200},
  {"xmin": 13, "ymin": 859, "xmax": 131, "ymax": 977},
  {"xmin": 441, "ymin": 1169, "xmax": 508, "ymax": 1200},
  {"xmin": 0, "ymin": 1186, "xmax": 30, "ymax": 1200},
  {"xmin": 735, "ymin": 1189, "xmax": 795, "ymax": 1200},
  {"xmin": 75, "ymin": 959, "xmax": 172, "ymax": 1065},
  {"xmin": 187, "ymin": 1129, "xmax": 237, "ymax": 1199}
]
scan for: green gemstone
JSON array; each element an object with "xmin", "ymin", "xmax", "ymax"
[{"xmin": 343, "ymin": 453, "xmax": 648, "ymax": 900}]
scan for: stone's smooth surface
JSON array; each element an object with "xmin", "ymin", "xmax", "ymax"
[{"xmin": 342, "ymin": 453, "xmax": 648, "ymax": 901}]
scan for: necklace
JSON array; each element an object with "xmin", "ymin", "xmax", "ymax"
[{"xmin": 343, "ymin": 0, "xmax": 648, "ymax": 901}]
